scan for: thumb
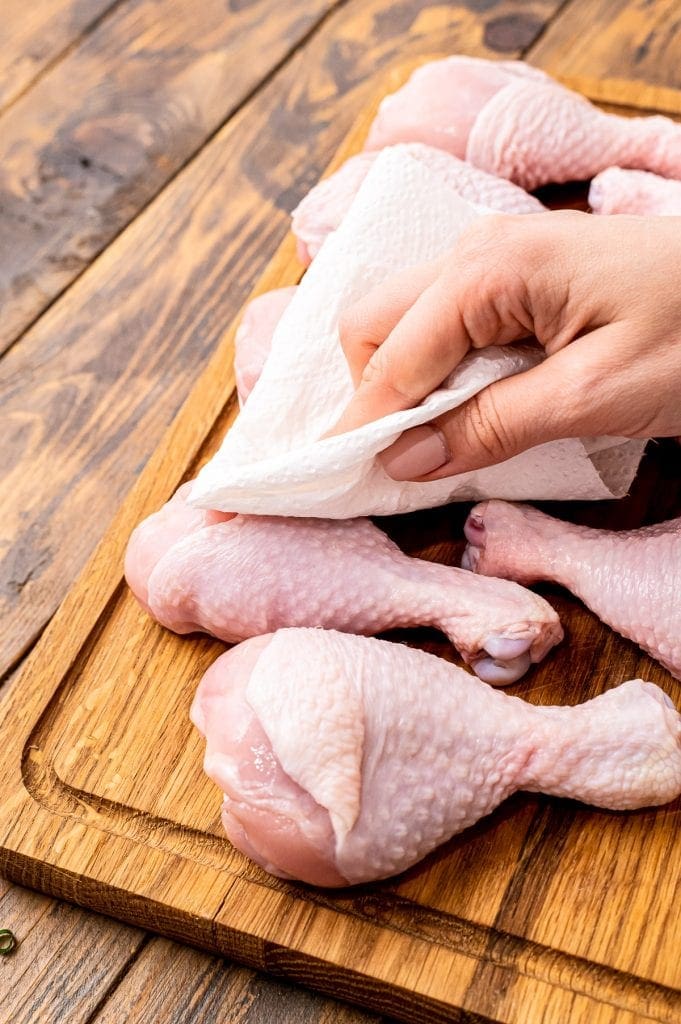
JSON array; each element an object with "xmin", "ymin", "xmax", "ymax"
[{"xmin": 380, "ymin": 332, "xmax": 619, "ymax": 481}]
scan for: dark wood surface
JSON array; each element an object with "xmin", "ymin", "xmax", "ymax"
[{"xmin": 1, "ymin": 2, "xmax": 680, "ymax": 1022}]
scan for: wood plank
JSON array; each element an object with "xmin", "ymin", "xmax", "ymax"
[
  {"xmin": 0, "ymin": 0, "xmax": 118, "ymax": 113},
  {"xmin": 91, "ymin": 936, "xmax": 387, "ymax": 1024},
  {"xmin": 0, "ymin": 661, "xmax": 147, "ymax": 1024},
  {"xmin": 0, "ymin": 880, "xmax": 144, "ymax": 1024},
  {"xmin": 0, "ymin": 0, "xmax": 563, "ymax": 680},
  {"xmin": 527, "ymin": 0, "xmax": 681, "ymax": 114},
  {"xmin": 0, "ymin": 67, "xmax": 680, "ymax": 1023},
  {"xmin": 0, "ymin": 866, "xmax": 383, "ymax": 1024},
  {"xmin": 0, "ymin": 0, "xmax": 341, "ymax": 355}
]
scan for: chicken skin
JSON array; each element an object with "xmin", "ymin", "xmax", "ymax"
[
  {"xmin": 365, "ymin": 56, "xmax": 681, "ymax": 190},
  {"xmin": 126, "ymin": 486, "xmax": 562, "ymax": 685},
  {"xmin": 463, "ymin": 502, "xmax": 681, "ymax": 680},
  {"xmin": 192, "ymin": 628, "xmax": 681, "ymax": 886},
  {"xmin": 589, "ymin": 167, "xmax": 681, "ymax": 216},
  {"xmin": 291, "ymin": 143, "xmax": 544, "ymax": 265},
  {"xmin": 234, "ymin": 287, "xmax": 297, "ymax": 405}
]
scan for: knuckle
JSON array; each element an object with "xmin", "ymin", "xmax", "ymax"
[
  {"xmin": 466, "ymin": 212, "xmax": 550, "ymax": 275},
  {"xmin": 338, "ymin": 302, "xmax": 395, "ymax": 369},
  {"xmin": 458, "ymin": 213, "xmax": 524, "ymax": 263},
  {"xmin": 358, "ymin": 352, "xmax": 385, "ymax": 388},
  {"xmin": 458, "ymin": 214, "xmax": 571, "ymax": 346},
  {"xmin": 457, "ymin": 215, "xmax": 533, "ymax": 288},
  {"xmin": 360, "ymin": 347, "xmax": 422, "ymax": 408},
  {"xmin": 459, "ymin": 389, "xmax": 517, "ymax": 462},
  {"xmin": 462, "ymin": 212, "xmax": 510, "ymax": 247}
]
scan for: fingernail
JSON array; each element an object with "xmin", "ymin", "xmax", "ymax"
[{"xmin": 380, "ymin": 425, "xmax": 450, "ymax": 481}]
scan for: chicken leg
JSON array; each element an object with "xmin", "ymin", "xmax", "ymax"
[
  {"xmin": 291, "ymin": 143, "xmax": 544, "ymax": 265},
  {"xmin": 234, "ymin": 287, "xmax": 297, "ymax": 405},
  {"xmin": 462, "ymin": 501, "xmax": 681, "ymax": 679},
  {"xmin": 191, "ymin": 628, "xmax": 681, "ymax": 886},
  {"xmin": 126, "ymin": 486, "xmax": 562, "ymax": 684},
  {"xmin": 589, "ymin": 167, "xmax": 681, "ymax": 215},
  {"xmin": 365, "ymin": 56, "xmax": 681, "ymax": 190}
]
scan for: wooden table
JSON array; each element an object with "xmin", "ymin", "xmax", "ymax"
[{"xmin": 1, "ymin": 1, "xmax": 680, "ymax": 1021}]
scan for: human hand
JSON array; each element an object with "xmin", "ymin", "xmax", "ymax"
[{"xmin": 331, "ymin": 211, "xmax": 681, "ymax": 480}]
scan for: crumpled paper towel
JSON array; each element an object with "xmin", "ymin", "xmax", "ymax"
[{"xmin": 191, "ymin": 146, "xmax": 645, "ymax": 517}]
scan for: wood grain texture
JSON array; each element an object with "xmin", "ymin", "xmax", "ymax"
[
  {"xmin": 0, "ymin": 0, "xmax": 340, "ymax": 354},
  {"xmin": 0, "ymin": 76, "xmax": 680, "ymax": 1021},
  {"xmin": 91, "ymin": 936, "xmax": 387, "ymax": 1024},
  {"xmin": 0, "ymin": 879, "xmax": 143, "ymax": 1024},
  {"xmin": 528, "ymin": 0, "xmax": 681, "ymax": 113},
  {"xmin": 4, "ymin": 4, "xmax": 681, "ymax": 1022},
  {"xmin": 0, "ymin": 884, "xmax": 388, "ymax": 1024},
  {"xmin": 0, "ymin": 0, "xmax": 118, "ymax": 113},
  {"xmin": 0, "ymin": 0, "xmax": 563, "ymax": 680},
  {"xmin": 0, "ymin": 680, "xmax": 145, "ymax": 1024},
  {"xmin": 0, "ymin": 656, "xmax": 377, "ymax": 1024}
]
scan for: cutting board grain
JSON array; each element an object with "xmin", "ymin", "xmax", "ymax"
[{"xmin": 1, "ymin": 67, "xmax": 680, "ymax": 1024}]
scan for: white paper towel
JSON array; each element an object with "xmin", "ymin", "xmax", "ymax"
[{"xmin": 191, "ymin": 147, "xmax": 645, "ymax": 517}]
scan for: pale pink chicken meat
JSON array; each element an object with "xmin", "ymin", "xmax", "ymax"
[
  {"xmin": 191, "ymin": 628, "xmax": 681, "ymax": 886},
  {"xmin": 462, "ymin": 502, "xmax": 681, "ymax": 680},
  {"xmin": 125, "ymin": 486, "xmax": 562, "ymax": 684},
  {"xmin": 589, "ymin": 167, "xmax": 681, "ymax": 215},
  {"xmin": 365, "ymin": 56, "xmax": 681, "ymax": 190},
  {"xmin": 365, "ymin": 57, "xmax": 550, "ymax": 162},
  {"xmin": 291, "ymin": 144, "xmax": 544, "ymax": 265},
  {"xmin": 233, "ymin": 286, "xmax": 297, "ymax": 405},
  {"xmin": 124, "ymin": 482, "xmax": 232, "ymax": 614}
]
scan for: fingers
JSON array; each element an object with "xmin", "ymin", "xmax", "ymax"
[
  {"xmin": 338, "ymin": 258, "xmax": 443, "ymax": 386},
  {"xmin": 328, "ymin": 209, "xmax": 679, "ymax": 475},
  {"xmin": 331, "ymin": 215, "xmax": 541, "ymax": 438},
  {"xmin": 381, "ymin": 326, "xmax": 628, "ymax": 480},
  {"xmin": 333, "ymin": 272, "xmax": 473, "ymax": 435}
]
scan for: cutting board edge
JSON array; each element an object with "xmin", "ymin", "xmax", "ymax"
[{"xmin": 2, "ymin": 837, "xmax": 678, "ymax": 1024}]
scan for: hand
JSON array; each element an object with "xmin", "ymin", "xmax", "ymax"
[{"xmin": 331, "ymin": 211, "xmax": 681, "ymax": 480}]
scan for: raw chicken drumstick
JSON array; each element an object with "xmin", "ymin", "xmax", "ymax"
[
  {"xmin": 291, "ymin": 143, "xmax": 544, "ymax": 265},
  {"xmin": 234, "ymin": 286, "xmax": 296, "ymax": 404},
  {"xmin": 125, "ymin": 486, "xmax": 562, "ymax": 684},
  {"xmin": 191, "ymin": 627, "xmax": 681, "ymax": 886},
  {"xmin": 462, "ymin": 502, "xmax": 681, "ymax": 680},
  {"xmin": 365, "ymin": 56, "xmax": 681, "ymax": 190},
  {"xmin": 589, "ymin": 167, "xmax": 681, "ymax": 215},
  {"xmin": 123, "ymin": 483, "xmax": 232, "ymax": 611}
]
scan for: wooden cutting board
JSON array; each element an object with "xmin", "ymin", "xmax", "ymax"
[{"xmin": 1, "ymin": 64, "xmax": 680, "ymax": 1024}]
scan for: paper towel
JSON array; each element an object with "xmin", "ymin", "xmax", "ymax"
[{"xmin": 191, "ymin": 147, "xmax": 645, "ymax": 518}]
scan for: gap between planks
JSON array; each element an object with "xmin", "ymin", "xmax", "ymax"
[
  {"xmin": 0, "ymin": 0, "xmax": 350, "ymax": 362},
  {"xmin": 0, "ymin": 0, "xmax": 126, "ymax": 117}
]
